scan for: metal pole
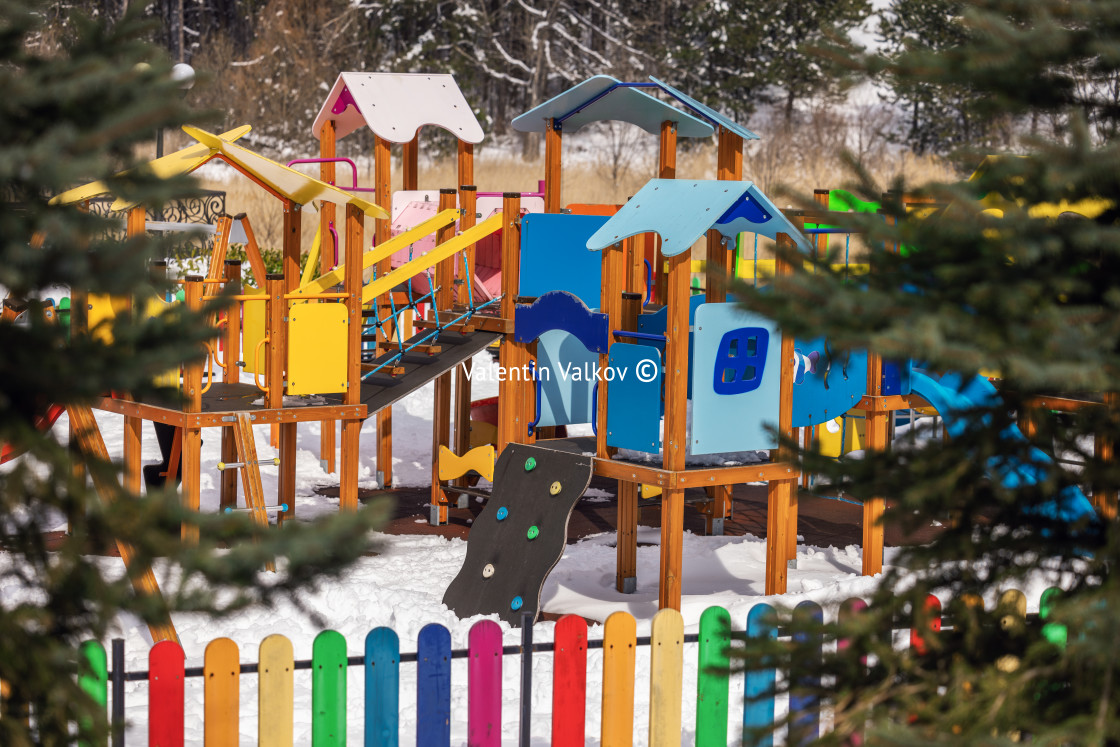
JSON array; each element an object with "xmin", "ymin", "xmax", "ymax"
[
  {"xmin": 519, "ymin": 612, "xmax": 533, "ymax": 745},
  {"xmin": 111, "ymin": 638, "xmax": 125, "ymax": 747}
]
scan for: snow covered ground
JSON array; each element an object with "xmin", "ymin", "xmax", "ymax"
[{"xmin": 1, "ymin": 349, "xmax": 1066, "ymax": 745}]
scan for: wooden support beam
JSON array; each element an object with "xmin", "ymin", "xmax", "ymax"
[
  {"xmin": 545, "ymin": 121, "xmax": 562, "ymax": 214},
  {"xmin": 1096, "ymin": 392, "xmax": 1118, "ymax": 520},
  {"xmin": 616, "ymin": 480, "xmax": 638, "ymax": 593},
  {"xmin": 659, "ymin": 251, "xmax": 691, "ymax": 611},
  {"xmin": 220, "ymin": 260, "xmax": 242, "ymax": 510},
  {"xmin": 457, "ymin": 140, "xmax": 475, "ymax": 188},
  {"xmin": 403, "ymin": 134, "xmax": 419, "ymax": 191},
  {"xmin": 374, "ymin": 135, "xmax": 393, "ymax": 488},
  {"xmin": 497, "ymin": 193, "xmax": 524, "ymax": 453},
  {"xmin": 319, "ymin": 119, "xmax": 338, "ymax": 476},
  {"xmin": 181, "ymin": 277, "xmax": 204, "ymax": 545},
  {"xmin": 430, "ymin": 189, "xmax": 458, "ymax": 524},
  {"xmin": 765, "ymin": 231, "xmax": 800, "ymax": 595},
  {"xmin": 654, "ymin": 121, "xmax": 677, "ymax": 305},
  {"xmin": 454, "ymin": 186, "xmax": 478, "ymax": 463},
  {"xmin": 597, "ymin": 241, "xmax": 625, "ymax": 459},
  {"xmin": 67, "ymin": 405, "xmax": 178, "ymax": 643},
  {"xmin": 340, "ymin": 203, "xmax": 365, "ymax": 513}
]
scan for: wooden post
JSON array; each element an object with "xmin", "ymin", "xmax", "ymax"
[
  {"xmin": 765, "ymin": 232, "xmax": 800, "ymax": 595},
  {"xmin": 497, "ymin": 193, "xmax": 524, "ymax": 453},
  {"xmin": 659, "ymin": 251, "xmax": 691, "ymax": 611},
  {"xmin": 181, "ymin": 276, "xmax": 204, "ymax": 544},
  {"xmin": 654, "ymin": 122, "xmax": 677, "ymax": 305},
  {"xmin": 122, "ymin": 207, "xmax": 146, "ymax": 500},
  {"xmin": 403, "ymin": 134, "xmax": 419, "ymax": 192},
  {"xmin": 319, "ymin": 120, "xmax": 338, "ymax": 475},
  {"xmin": 545, "ymin": 121, "xmax": 562, "ymax": 214},
  {"xmin": 374, "ymin": 135, "xmax": 393, "ymax": 488},
  {"xmin": 597, "ymin": 242, "xmax": 625, "ymax": 459},
  {"xmin": 430, "ymin": 189, "xmax": 458, "ymax": 524},
  {"xmin": 457, "ymin": 140, "xmax": 475, "ymax": 187},
  {"xmin": 220, "ymin": 260, "xmax": 242, "ymax": 510},
  {"xmin": 454, "ymin": 186, "xmax": 478, "ymax": 463},
  {"xmin": 340, "ymin": 204, "xmax": 365, "ymax": 513},
  {"xmin": 616, "ymin": 292, "xmax": 642, "ymax": 593}
]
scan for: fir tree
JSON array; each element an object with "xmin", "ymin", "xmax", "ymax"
[
  {"xmin": 735, "ymin": 0, "xmax": 1120, "ymax": 743},
  {"xmin": 0, "ymin": 3, "xmax": 387, "ymax": 743}
]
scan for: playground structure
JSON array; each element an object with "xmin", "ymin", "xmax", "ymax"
[{"xmin": 22, "ymin": 71, "xmax": 1113, "ymax": 644}]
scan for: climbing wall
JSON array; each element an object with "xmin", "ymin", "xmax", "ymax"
[{"xmin": 442, "ymin": 443, "xmax": 594, "ymax": 626}]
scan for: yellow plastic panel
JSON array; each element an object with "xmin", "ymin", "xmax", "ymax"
[
  {"xmin": 241, "ymin": 285, "xmax": 266, "ymax": 376},
  {"xmin": 86, "ymin": 294, "xmax": 131, "ymax": 344},
  {"xmin": 143, "ymin": 296, "xmax": 180, "ymax": 389},
  {"xmin": 287, "ymin": 302, "xmax": 347, "ymax": 395},
  {"xmin": 816, "ymin": 413, "xmax": 865, "ymax": 458}
]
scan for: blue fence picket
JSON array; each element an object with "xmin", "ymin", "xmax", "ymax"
[
  {"xmin": 365, "ymin": 627, "xmax": 400, "ymax": 747},
  {"xmin": 790, "ymin": 600, "xmax": 824, "ymax": 745},
  {"xmin": 743, "ymin": 603, "xmax": 777, "ymax": 747},
  {"xmin": 416, "ymin": 623, "xmax": 452, "ymax": 747}
]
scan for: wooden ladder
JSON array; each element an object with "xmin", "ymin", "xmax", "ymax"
[{"xmin": 228, "ymin": 412, "xmax": 277, "ymax": 573}]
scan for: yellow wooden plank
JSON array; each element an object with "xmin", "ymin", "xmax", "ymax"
[
  {"xmin": 50, "ymin": 125, "xmax": 251, "ymax": 206},
  {"xmin": 182, "ymin": 126, "xmax": 388, "ymax": 218},
  {"xmin": 648, "ymin": 608, "xmax": 684, "ymax": 747},
  {"xmin": 362, "ymin": 213, "xmax": 503, "ymax": 305},
  {"xmin": 241, "ymin": 284, "xmax": 267, "ymax": 376},
  {"xmin": 601, "ymin": 611, "xmax": 637, "ymax": 747},
  {"xmin": 292, "ymin": 209, "xmax": 460, "ymax": 299},
  {"xmin": 287, "ymin": 303, "xmax": 348, "ymax": 395},
  {"xmin": 259, "ymin": 634, "xmax": 295, "ymax": 747},
  {"xmin": 437, "ymin": 444, "xmax": 495, "ymax": 482},
  {"xmin": 204, "ymin": 637, "xmax": 240, "ymax": 746}
]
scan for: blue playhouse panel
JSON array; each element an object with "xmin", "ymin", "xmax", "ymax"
[
  {"xmin": 520, "ymin": 214, "xmax": 608, "ymax": 309},
  {"xmin": 536, "ymin": 330, "xmax": 598, "ymax": 428},
  {"xmin": 636, "ymin": 294, "xmax": 704, "ymax": 400},
  {"xmin": 791, "ymin": 338, "xmax": 869, "ymax": 427},
  {"xmin": 691, "ymin": 303, "xmax": 780, "ymax": 455},
  {"xmin": 514, "ymin": 290, "xmax": 609, "ymax": 353},
  {"xmin": 606, "ymin": 343, "xmax": 662, "ymax": 453},
  {"xmin": 881, "ymin": 359, "xmax": 912, "ymax": 396}
]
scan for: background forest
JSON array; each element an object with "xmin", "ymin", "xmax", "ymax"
[{"xmin": 34, "ymin": 0, "xmax": 1085, "ymax": 177}]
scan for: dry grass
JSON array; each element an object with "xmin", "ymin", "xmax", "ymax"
[{"xmin": 191, "ymin": 125, "xmax": 956, "ymax": 259}]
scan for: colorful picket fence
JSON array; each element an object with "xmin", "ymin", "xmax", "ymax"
[{"xmin": 77, "ymin": 589, "xmax": 1065, "ymax": 746}]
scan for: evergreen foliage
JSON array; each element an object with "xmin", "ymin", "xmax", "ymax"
[
  {"xmin": 0, "ymin": 3, "xmax": 388, "ymax": 743},
  {"xmin": 734, "ymin": 0, "xmax": 1120, "ymax": 743}
]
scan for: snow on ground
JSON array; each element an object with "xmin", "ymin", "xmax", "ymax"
[{"xmin": 0, "ymin": 349, "xmax": 1068, "ymax": 745}]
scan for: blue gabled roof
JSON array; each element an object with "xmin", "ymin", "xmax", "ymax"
[
  {"xmin": 647, "ymin": 77, "xmax": 760, "ymax": 141},
  {"xmin": 511, "ymin": 75, "xmax": 713, "ymax": 138},
  {"xmin": 585, "ymin": 179, "xmax": 811, "ymax": 256}
]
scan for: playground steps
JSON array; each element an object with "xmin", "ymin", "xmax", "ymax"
[{"xmin": 335, "ymin": 328, "xmax": 499, "ymax": 418}]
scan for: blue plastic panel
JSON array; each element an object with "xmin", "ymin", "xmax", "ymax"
[
  {"xmin": 606, "ymin": 343, "xmax": 662, "ymax": 453},
  {"xmin": 791, "ymin": 338, "xmax": 868, "ymax": 427},
  {"xmin": 520, "ymin": 214, "xmax": 608, "ymax": 309},
  {"xmin": 514, "ymin": 290, "xmax": 609, "ymax": 353},
  {"xmin": 691, "ymin": 303, "xmax": 780, "ymax": 454},
  {"xmin": 585, "ymin": 179, "xmax": 811, "ymax": 257},
  {"xmin": 881, "ymin": 359, "xmax": 912, "ymax": 396},
  {"xmin": 511, "ymin": 75, "xmax": 713, "ymax": 138},
  {"xmin": 536, "ymin": 330, "xmax": 598, "ymax": 428},
  {"xmin": 635, "ymin": 295, "xmax": 704, "ymax": 401}
]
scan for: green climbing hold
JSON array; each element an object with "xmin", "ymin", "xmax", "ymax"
[
  {"xmin": 527, "ymin": 525, "xmax": 539, "ymax": 540},
  {"xmin": 525, "ymin": 457, "xmax": 537, "ymax": 471}
]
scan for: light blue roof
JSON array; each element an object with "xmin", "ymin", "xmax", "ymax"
[
  {"xmin": 647, "ymin": 77, "xmax": 760, "ymax": 141},
  {"xmin": 585, "ymin": 179, "xmax": 811, "ymax": 256},
  {"xmin": 511, "ymin": 75, "xmax": 713, "ymax": 138}
]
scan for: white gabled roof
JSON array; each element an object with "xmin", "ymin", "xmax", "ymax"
[{"xmin": 312, "ymin": 72, "xmax": 485, "ymax": 144}]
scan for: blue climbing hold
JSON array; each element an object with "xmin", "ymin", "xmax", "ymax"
[
  {"xmin": 496, "ymin": 506, "xmax": 509, "ymax": 521},
  {"xmin": 511, "ymin": 596, "xmax": 523, "ymax": 611}
]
